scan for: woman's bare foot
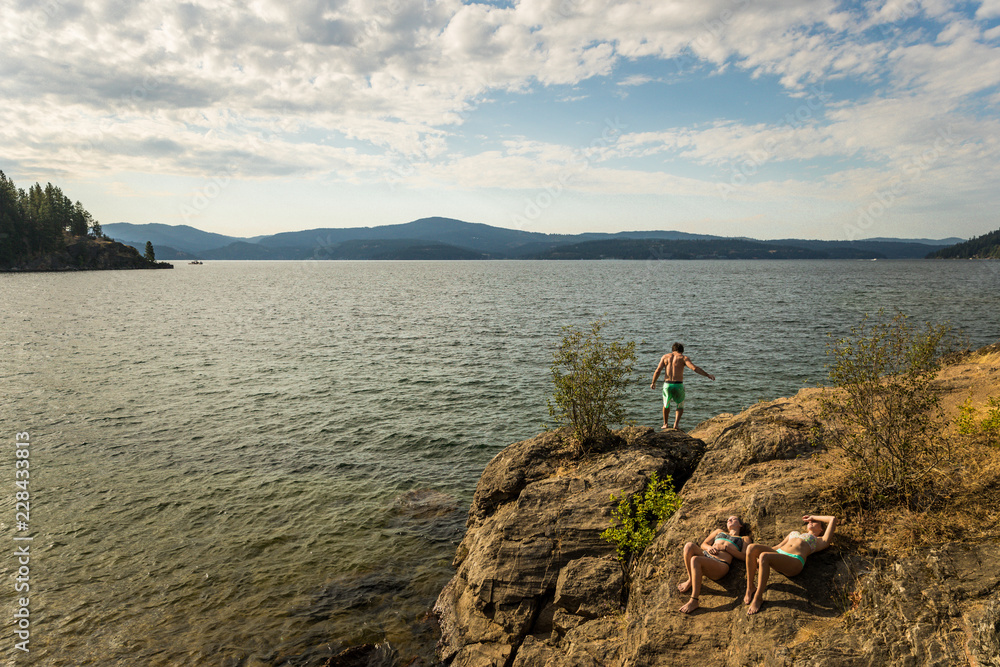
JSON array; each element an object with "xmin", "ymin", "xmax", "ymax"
[
  {"xmin": 679, "ymin": 596, "xmax": 699, "ymax": 613},
  {"xmin": 677, "ymin": 579, "xmax": 692, "ymax": 594},
  {"xmin": 747, "ymin": 597, "xmax": 764, "ymax": 615},
  {"xmin": 743, "ymin": 590, "xmax": 754, "ymax": 605}
]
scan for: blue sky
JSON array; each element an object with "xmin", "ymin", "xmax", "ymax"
[{"xmin": 3, "ymin": 0, "xmax": 1000, "ymax": 239}]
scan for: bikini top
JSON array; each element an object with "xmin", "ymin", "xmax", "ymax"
[
  {"xmin": 713, "ymin": 532, "xmax": 743, "ymax": 552},
  {"xmin": 789, "ymin": 530, "xmax": 819, "ymax": 552}
]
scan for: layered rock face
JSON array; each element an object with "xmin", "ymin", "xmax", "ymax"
[
  {"xmin": 433, "ymin": 427, "xmax": 704, "ymax": 666},
  {"xmin": 435, "ymin": 348, "xmax": 1000, "ymax": 667}
]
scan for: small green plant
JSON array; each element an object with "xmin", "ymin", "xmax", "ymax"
[
  {"xmin": 601, "ymin": 472, "xmax": 681, "ymax": 575},
  {"xmin": 956, "ymin": 395, "xmax": 979, "ymax": 435},
  {"xmin": 956, "ymin": 394, "xmax": 1000, "ymax": 441},
  {"xmin": 548, "ymin": 319, "xmax": 637, "ymax": 447},
  {"xmin": 983, "ymin": 397, "xmax": 1000, "ymax": 437},
  {"xmin": 822, "ymin": 309, "xmax": 958, "ymax": 510}
]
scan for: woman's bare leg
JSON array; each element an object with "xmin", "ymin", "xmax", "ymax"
[
  {"xmin": 747, "ymin": 552, "xmax": 804, "ymax": 615},
  {"xmin": 744, "ymin": 544, "xmax": 777, "ymax": 604},
  {"xmin": 677, "ymin": 542, "xmax": 702, "ymax": 594},
  {"xmin": 680, "ymin": 555, "xmax": 729, "ymax": 613}
]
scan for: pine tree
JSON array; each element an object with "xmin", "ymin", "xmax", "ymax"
[
  {"xmin": 144, "ymin": 241, "xmax": 155, "ymax": 262},
  {"xmin": 70, "ymin": 201, "xmax": 89, "ymax": 236},
  {"xmin": 0, "ymin": 171, "xmax": 25, "ymax": 265}
]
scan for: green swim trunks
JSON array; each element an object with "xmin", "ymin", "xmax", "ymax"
[{"xmin": 663, "ymin": 382, "xmax": 685, "ymax": 409}]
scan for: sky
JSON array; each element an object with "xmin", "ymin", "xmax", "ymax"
[{"xmin": 3, "ymin": 0, "xmax": 1000, "ymax": 240}]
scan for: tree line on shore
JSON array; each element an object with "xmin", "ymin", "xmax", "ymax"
[
  {"xmin": 927, "ymin": 228, "xmax": 1000, "ymax": 259},
  {"xmin": 0, "ymin": 171, "xmax": 105, "ymax": 267}
]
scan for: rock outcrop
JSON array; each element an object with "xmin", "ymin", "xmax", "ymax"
[
  {"xmin": 2, "ymin": 236, "xmax": 173, "ymax": 271},
  {"xmin": 433, "ymin": 427, "xmax": 704, "ymax": 666},
  {"xmin": 620, "ymin": 390, "xmax": 857, "ymax": 666},
  {"xmin": 435, "ymin": 349, "xmax": 1000, "ymax": 667}
]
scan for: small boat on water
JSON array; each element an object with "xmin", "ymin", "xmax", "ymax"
[{"xmin": 189, "ymin": 260, "xmax": 204, "ymax": 265}]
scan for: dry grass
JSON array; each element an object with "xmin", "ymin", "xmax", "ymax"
[
  {"xmin": 819, "ymin": 344, "xmax": 1000, "ymax": 560},
  {"xmin": 823, "ymin": 434, "xmax": 1000, "ymax": 560},
  {"xmin": 782, "ymin": 343, "xmax": 1000, "ymax": 640},
  {"xmin": 822, "ymin": 437, "xmax": 1000, "ymax": 635}
]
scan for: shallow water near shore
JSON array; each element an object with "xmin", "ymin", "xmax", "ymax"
[{"xmin": 2, "ymin": 259, "xmax": 998, "ymax": 665}]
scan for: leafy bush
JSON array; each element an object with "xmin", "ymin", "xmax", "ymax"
[
  {"xmin": 600, "ymin": 472, "xmax": 681, "ymax": 573},
  {"xmin": 822, "ymin": 310, "xmax": 958, "ymax": 510},
  {"xmin": 548, "ymin": 319, "xmax": 636, "ymax": 446}
]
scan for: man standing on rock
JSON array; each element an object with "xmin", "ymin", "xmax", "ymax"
[{"xmin": 650, "ymin": 342, "xmax": 715, "ymax": 431}]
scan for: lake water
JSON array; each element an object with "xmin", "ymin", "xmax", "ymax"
[{"xmin": 2, "ymin": 259, "xmax": 998, "ymax": 665}]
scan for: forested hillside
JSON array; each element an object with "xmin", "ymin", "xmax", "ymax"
[
  {"xmin": 0, "ymin": 171, "xmax": 170, "ymax": 271},
  {"xmin": 525, "ymin": 237, "xmax": 830, "ymax": 259},
  {"xmin": 928, "ymin": 228, "xmax": 1000, "ymax": 258},
  {"xmin": 0, "ymin": 171, "xmax": 103, "ymax": 266}
]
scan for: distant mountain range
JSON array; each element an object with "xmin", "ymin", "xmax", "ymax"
[{"xmin": 103, "ymin": 218, "xmax": 967, "ymax": 261}]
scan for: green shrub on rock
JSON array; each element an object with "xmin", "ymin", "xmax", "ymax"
[
  {"xmin": 956, "ymin": 395, "xmax": 979, "ymax": 435},
  {"xmin": 547, "ymin": 319, "xmax": 636, "ymax": 447},
  {"xmin": 601, "ymin": 472, "xmax": 681, "ymax": 575},
  {"xmin": 983, "ymin": 397, "xmax": 1000, "ymax": 437}
]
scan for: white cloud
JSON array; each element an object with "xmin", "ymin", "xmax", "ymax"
[
  {"xmin": 2, "ymin": 0, "xmax": 1000, "ymax": 239},
  {"xmin": 618, "ymin": 74, "xmax": 656, "ymax": 87},
  {"xmin": 977, "ymin": 0, "xmax": 1000, "ymax": 18}
]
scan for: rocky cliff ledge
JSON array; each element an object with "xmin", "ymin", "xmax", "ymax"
[
  {"xmin": 2, "ymin": 236, "xmax": 173, "ymax": 271},
  {"xmin": 433, "ymin": 426, "xmax": 704, "ymax": 666},
  {"xmin": 435, "ymin": 348, "xmax": 1000, "ymax": 667}
]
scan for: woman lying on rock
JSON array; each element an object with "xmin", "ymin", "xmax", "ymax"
[
  {"xmin": 677, "ymin": 515, "xmax": 752, "ymax": 613},
  {"xmin": 744, "ymin": 514, "xmax": 837, "ymax": 615}
]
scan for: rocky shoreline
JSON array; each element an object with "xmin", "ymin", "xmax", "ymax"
[
  {"xmin": 1, "ymin": 236, "xmax": 173, "ymax": 271},
  {"xmin": 433, "ymin": 426, "xmax": 703, "ymax": 666},
  {"xmin": 425, "ymin": 348, "xmax": 1000, "ymax": 667}
]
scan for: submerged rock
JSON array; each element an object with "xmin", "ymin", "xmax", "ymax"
[
  {"xmin": 322, "ymin": 642, "xmax": 398, "ymax": 667},
  {"xmin": 393, "ymin": 489, "xmax": 462, "ymax": 520}
]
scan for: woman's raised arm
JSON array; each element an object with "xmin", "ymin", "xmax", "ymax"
[{"xmin": 805, "ymin": 514, "xmax": 838, "ymax": 551}]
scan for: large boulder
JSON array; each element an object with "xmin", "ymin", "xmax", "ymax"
[
  {"xmin": 622, "ymin": 389, "xmax": 853, "ymax": 666},
  {"xmin": 433, "ymin": 427, "xmax": 704, "ymax": 666}
]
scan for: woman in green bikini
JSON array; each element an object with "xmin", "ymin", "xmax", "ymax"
[
  {"xmin": 677, "ymin": 515, "xmax": 752, "ymax": 613},
  {"xmin": 744, "ymin": 514, "xmax": 837, "ymax": 615}
]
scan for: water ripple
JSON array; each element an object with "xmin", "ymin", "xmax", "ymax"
[{"xmin": 1, "ymin": 259, "xmax": 997, "ymax": 665}]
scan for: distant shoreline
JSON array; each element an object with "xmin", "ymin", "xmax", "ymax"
[
  {"xmin": 134, "ymin": 256, "xmax": 965, "ymax": 263},
  {"xmin": 0, "ymin": 237, "xmax": 173, "ymax": 273}
]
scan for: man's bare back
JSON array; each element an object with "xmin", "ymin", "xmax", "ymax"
[{"xmin": 659, "ymin": 351, "xmax": 690, "ymax": 383}]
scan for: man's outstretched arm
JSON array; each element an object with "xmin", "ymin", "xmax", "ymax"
[{"xmin": 685, "ymin": 358, "xmax": 715, "ymax": 381}]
